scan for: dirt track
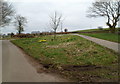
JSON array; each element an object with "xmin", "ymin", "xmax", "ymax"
[{"xmin": 73, "ymin": 34, "xmax": 119, "ymax": 53}]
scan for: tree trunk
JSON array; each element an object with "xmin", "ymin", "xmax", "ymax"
[
  {"xmin": 110, "ymin": 27, "xmax": 116, "ymax": 33},
  {"xmin": 106, "ymin": 17, "xmax": 118, "ymax": 33},
  {"xmin": 54, "ymin": 30, "xmax": 56, "ymax": 40},
  {"xmin": 107, "ymin": 23, "xmax": 116, "ymax": 33},
  {"xmin": 111, "ymin": 21, "xmax": 117, "ymax": 33},
  {"xmin": 54, "ymin": 33, "xmax": 56, "ymax": 40},
  {"xmin": 18, "ymin": 30, "xmax": 21, "ymax": 34}
]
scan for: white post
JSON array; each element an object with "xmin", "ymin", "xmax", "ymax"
[
  {"xmin": 0, "ymin": 0, "xmax": 3, "ymax": 83},
  {"xmin": 0, "ymin": 24, "xmax": 1, "ymax": 84}
]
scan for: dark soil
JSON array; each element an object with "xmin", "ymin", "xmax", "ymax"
[{"xmin": 41, "ymin": 63, "xmax": 118, "ymax": 82}]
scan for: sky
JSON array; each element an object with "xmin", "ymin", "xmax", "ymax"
[{"xmin": 1, "ymin": 0, "xmax": 110, "ymax": 34}]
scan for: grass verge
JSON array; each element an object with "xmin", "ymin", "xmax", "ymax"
[
  {"xmin": 80, "ymin": 33, "xmax": 119, "ymax": 43},
  {"xmin": 11, "ymin": 35, "xmax": 119, "ymax": 82}
]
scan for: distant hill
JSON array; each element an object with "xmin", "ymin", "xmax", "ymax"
[{"xmin": 72, "ymin": 28, "xmax": 120, "ymax": 33}]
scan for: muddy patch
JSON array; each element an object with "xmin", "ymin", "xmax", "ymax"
[
  {"xmin": 61, "ymin": 65, "xmax": 102, "ymax": 71},
  {"xmin": 42, "ymin": 64, "xmax": 103, "ymax": 70},
  {"xmin": 39, "ymin": 63, "xmax": 118, "ymax": 82}
]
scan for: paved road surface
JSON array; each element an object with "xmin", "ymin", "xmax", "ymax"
[
  {"xmin": 2, "ymin": 40, "xmax": 68, "ymax": 82},
  {"xmin": 73, "ymin": 34, "xmax": 119, "ymax": 53}
]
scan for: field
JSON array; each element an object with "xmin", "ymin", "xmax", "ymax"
[
  {"xmin": 73, "ymin": 28, "xmax": 119, "ymax": 43},
  {"xmin": 11, "ymin": 35, "xmax": 118, "ymax": 82},
  {"xmin": 81, "ymin": 33, "xmax": 119, "ymax": 43}
]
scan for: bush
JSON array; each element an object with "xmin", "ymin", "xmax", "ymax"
[
  {"xmin": 98, "ymin": 26, "xmax": 103, "ymax": 30},
  {"xmin": 13, "ymin": 34, "xmax": 34, "ymax": 38}
]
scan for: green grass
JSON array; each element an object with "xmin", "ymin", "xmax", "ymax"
[
  {"xmin": 81, "ymin": 33, "xmax": 119, "ymax": 43},
  {"xmin": 11, "ymin": 35, "xmax": 118, "ymax": 82}
]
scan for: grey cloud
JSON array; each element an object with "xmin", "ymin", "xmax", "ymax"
[{"xmin": 2, "ymin": 0, "xmax": 107, "ymax": 34}]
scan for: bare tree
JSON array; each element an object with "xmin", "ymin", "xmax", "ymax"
[
  {"xmin": 60, "ymin": 22, "xmax": 63, "ymax": 32},
  {"xmin": 49, "ymin": 11, "xmax": 63, "ymax": 39},
  {"xmin": 0, "ymin": 0, "xmax": 15, "ymax": 27},
  {"xmin": 14, "ymin": 15, "xmax": 27, "ymax": 34},
  {"xmin": 87, "ymin": 0, "xmax": 120, "ymax": 33}
]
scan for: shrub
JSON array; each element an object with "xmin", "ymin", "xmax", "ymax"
[
  {"xmin": 98, "ymin": 26, "xmax": 103, "ymax": 30},
  {"xmin": 13, "ymin": 34, "xmax": 34, "ymax": 38}
]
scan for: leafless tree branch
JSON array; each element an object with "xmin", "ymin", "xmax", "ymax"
[
  {"xmin": 87, "ymin": 0, "xmax": 120, "ymax": 33},
  {"xmin": 0, "ymin": 0, "xmax": 15, "ymax": 27},
  {"xmin": 14, "ymin": 15, "xmax": 27, "ymax": 34},
  {"xmin": 49, "ymin": 11, "xmax": 63, "ymax": 39}
]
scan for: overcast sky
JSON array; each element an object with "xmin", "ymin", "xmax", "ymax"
[{"xmin": 2, "ymin": 0, "xmax": 109, "ymax": 34}]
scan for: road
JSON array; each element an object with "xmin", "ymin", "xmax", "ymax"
[
  {"xmin": 2, "ymin": 40, "xmax": 68, "ymax": 82},
  {"xmin": 73, "ymin": 34, "xmax": 119, "ymax": 53}
]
